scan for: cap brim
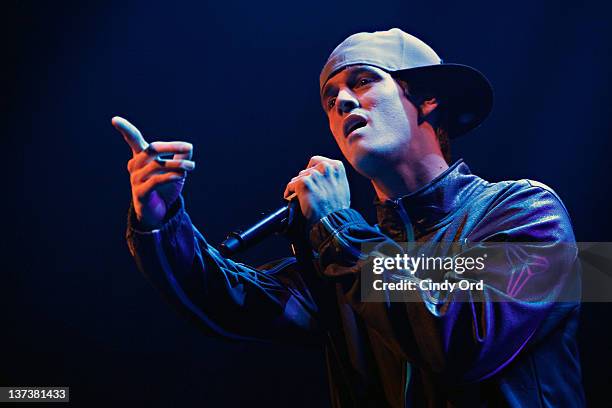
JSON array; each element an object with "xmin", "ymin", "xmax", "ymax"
[{"xmin": 392, "ymin": 63, "xmax": 494, "ymax": 138}]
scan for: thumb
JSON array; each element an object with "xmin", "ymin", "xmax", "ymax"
[{"xmin": 112, "ymin": 116, "xmax": 149, "ymax": 153}]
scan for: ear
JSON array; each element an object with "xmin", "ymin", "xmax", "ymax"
[{"xmin": 420, "ymin": 97, "xmax": 438, "ymax": 116}]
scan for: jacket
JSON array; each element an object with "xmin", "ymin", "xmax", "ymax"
[{"xmin": 126, "ymin": 159, "xmax": 584, "ymax": 407}]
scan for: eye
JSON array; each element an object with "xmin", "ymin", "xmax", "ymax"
[
  {"xmin": 355, "ymin": 77, "xmax": 373, "ymax": 88},
  {"xmin": 327, "ymin": 97, "xmax": 336, "ymax": 110}
]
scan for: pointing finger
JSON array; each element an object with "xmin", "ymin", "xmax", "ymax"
[{"xmin": 112, "ymin": 116, "xmax": 149, "ymax": 153}]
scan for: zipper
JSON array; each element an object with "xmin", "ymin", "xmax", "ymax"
[
  {"xmin": 393, "ymin": 198, "xmax": 415, "ymax": 242},
  {"xmin": 392, "ymin": 199, "xmax": 442, "ymax": 308}
]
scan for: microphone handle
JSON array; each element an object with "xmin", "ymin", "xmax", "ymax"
[{"xmin": 219, "ymin": 201, "xmax": 296, "ymax": 257}]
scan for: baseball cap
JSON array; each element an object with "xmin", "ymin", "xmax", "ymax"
[{"xmin": 319, "ymin": 28, "xmax": 493, "ymax": 138}]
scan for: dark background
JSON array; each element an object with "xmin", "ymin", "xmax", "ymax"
[{"xmin": 3, "ymin": 0, "xmax": 611, "ymax": 406}]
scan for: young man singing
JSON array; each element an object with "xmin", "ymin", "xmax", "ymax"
[{"xmin": 114, "ymin": 28, "xmax": 583, "ymax": 407}]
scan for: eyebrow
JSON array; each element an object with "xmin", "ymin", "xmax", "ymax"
[{"xmin": 321, "ymin": 66, "xmax": 381, "ymax": 106}]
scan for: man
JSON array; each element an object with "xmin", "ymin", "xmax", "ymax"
[{"xmin": 114, "ymin": 29, "xmax": 584, "ymax": 407}]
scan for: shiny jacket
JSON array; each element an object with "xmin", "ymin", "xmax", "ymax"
[{"xmin": 126, "ymin": 160, "xmax": 584, "ymax": 407}]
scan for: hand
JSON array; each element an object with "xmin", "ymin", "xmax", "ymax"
[
  {"xmin": 284, "ymin": 156, "xmax": 350, "ymax": 225},
  {"xmin": 112, "ymin": 116, "xmax": 195, "ymax": 229}
]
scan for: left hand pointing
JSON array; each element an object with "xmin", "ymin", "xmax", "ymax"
[{"xmin": 284, "ymin": 155, "xmax": 351, "ymax": 225}]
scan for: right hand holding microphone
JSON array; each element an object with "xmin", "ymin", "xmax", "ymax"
[{"xmin": 112, "ymin": 116, "xmax": 195, "ymax": 230}]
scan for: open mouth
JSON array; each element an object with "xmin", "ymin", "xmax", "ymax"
[{"xmin": 343, "ymin": 115, "xmax": 367, "ymax": 138}]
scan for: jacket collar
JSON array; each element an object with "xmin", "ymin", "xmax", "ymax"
[{"xmin": 375, "ymin": 159, "xmax": 482, "ymax": 240}]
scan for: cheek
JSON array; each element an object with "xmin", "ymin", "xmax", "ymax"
[
  {"xmin": 375, "ymin": 98, "xmax": 413, "ymax": 131},
  {"xmin": 328, "ymin": 118, "xmax": 343, "ymax": 143}
]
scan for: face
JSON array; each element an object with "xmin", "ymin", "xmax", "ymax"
[{"xmin": 321, "ymin": 65, "xmax": 419, "ymax": 177}]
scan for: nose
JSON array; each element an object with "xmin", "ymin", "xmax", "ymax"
[{"xmin": 336, "ymin": 88, "xmax": 359, "ymax": 115}]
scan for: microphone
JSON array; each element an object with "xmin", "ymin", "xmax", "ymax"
[{"xmin": 219, "ymin": 194, "xmax": 299, "ymax": 258}]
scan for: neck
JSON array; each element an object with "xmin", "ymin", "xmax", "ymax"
[{"xmin": 371, "ymin": 152, "xmax": 449, "ymax": 202}]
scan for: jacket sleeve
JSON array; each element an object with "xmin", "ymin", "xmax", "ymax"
[
  {"xmin": 308, "ymin": 182, "xmax": 580, "ymax": 383},
  {"xmin": 126, "ymin": 196, "xmax": 322, "ymax": 345}
]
